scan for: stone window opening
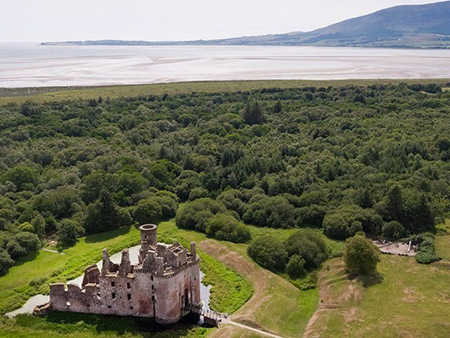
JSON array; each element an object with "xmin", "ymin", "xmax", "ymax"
[
  {"xmin": 130, "ymin": 306, "xmax": 133, "ymax": 310},
  {"xmin": 151, "ymin": 275, "xmax": 154, "ymax": 281},
  {"xmin": 112, "ymin": 293, "xmax": 116, "ymax": 299},
  {"xmin": 111, "ymin": 281, "xmax": 115, "ymax": 287},
  {"xmin": 127, "ymin": 282, "xmax": 131, "ymax": 289},
  {"xmin": 151, "ymin": 285, "xmax": 154, "ymax": 290},
  {"xmin": 108, "ymin": 305, "xmax": 111, "ymax": 309},
  {"xmin": 127, "ymin": 294, "xmax": 131, "ymax": 300}
]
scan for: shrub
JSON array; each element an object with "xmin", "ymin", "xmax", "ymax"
[
  {"xmin": 286, "ymin": 255, "xmax": 306, "ymax": 279},
  {"xmin": 416, "ymin": 233, "xmax": 440, "ymax": 264},
  {"xmin": 176, "ymin": 198, "xmax": 226, "ymax": 232},
  {"xmin": 285, "ymin": 229, "xmax": 329, "ymax": 270},
  {"xmin": 344, "ymin": 235, "xmax": 380, "ymax": 275},
  {"xmin": 243, "ymin": 195, "xmax": 297, "ymax": 228},
  {"xmin": 323, "ymin": 205, "xmax": 382, "ymax": 240},
  {"xmin": 247, "ymin": 235, "xmax": 288, "ymax": 272},
  {"xmin": 205, "ymin": 213, "xmax": 251, "ymax": 243}
]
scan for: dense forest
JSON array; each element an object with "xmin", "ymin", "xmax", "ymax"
[{"xmin": 0, "ymin": 83, "xmax": 449, "ymax": 274}]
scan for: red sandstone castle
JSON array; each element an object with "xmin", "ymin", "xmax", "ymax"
[{"xmin": 49, "ymin": 224, "xmax": 201, "ymax": 324}]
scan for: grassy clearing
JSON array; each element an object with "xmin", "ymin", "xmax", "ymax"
[
  {"xmin": 306, "ymin": 255, "xmax": 450, "ymax": 337},
  {"xmin": 1, "ymin": 78, "xmax": 449, "ymax": 105}
]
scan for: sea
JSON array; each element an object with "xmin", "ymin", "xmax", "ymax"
[{"xmin": 0, "ymin": 43, "xmax": 449, "ymax": 88}]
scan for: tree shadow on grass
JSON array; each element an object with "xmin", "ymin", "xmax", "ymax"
[
  {"xmin": 11, "ymin": 250, "xmax": 39, "ymax": 268},
  {"xmin": 347, "ymin": 271, "xmax": 384, "ymax": 288},
  {"xmin": 85, "ymin": 225, "xmax": 135, "ymax": 244},
  {"xmin": 33, "ymin": 311, "xmax": 200, "ymax": 337}
]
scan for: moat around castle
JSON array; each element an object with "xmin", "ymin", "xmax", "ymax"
[{"xmin": 10, "ymin": 225, "xmax": 219, "ymax": 326}]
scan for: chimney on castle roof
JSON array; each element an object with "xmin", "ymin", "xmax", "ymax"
[
  {"xmin": 118, "ymin": 249, "xmax": 131, "ymax": 276},
  {"xmin": 190, "ymin": 241, "xmax": 197, "ymax": 258},
  {"xmin": 101, "ymin": 248, "xmax": 110, "ymax": 277}
]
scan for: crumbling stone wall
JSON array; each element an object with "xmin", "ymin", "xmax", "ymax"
[{"xmin": 49, "ymin": 224, "xmax": 201, "ymax": 324}]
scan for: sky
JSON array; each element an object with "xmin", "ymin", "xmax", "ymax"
[{"xmin": 0, "ymin": 0, "xmax": 444, "ymax": 42}]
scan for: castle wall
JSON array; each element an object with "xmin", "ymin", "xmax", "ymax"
[
  {"xmin": 49, "ymin": 224, "xmax": 201, "ymax": 324},
  {"xmin": 154, "ymin": 261, "xmax": 200, "ymax": 324}
]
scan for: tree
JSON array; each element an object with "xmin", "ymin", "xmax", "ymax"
[
  {"xmin": 385, "ymin": 185, "xmax": 403, "ymax": 223},
  {"xmin": 247, "ymin": 235, "xmax": 288, "ymax": 272},
  {"xmin": 358, "ymin": 189, "xmax": 373, "ymax": 209},
  {"xmin": 286, "ymin": 255, "xmax": 306, "ymax": 279},
  {"xmin": 242, "ymin": 101, "xmax": 266, "ymax": 125},
  {"xmin": 134, "ymin": 198, "xmax": 163, "ymax": 224},
  {"xmin": 4, "ymin": 166, "xmax": 39, "ymax": 191},
  {"xmin": 381, "ymin": 221, "xmax": 406, "ymax": 241},
  {"xmin": 0, "ymin": 250, "xmax": 14, "ymax": 275},
  {"xmin": 82, "ymin": 191, "xmax": 122, "ymax": 234},
  {"xmin": 323, "ymin": 205, "xmax": 383, "ymax": 240},
  {"xmin": 273, "ymin": 100, "xmax": 283, "ymax": 114},
  {"xmin": 243, "ymin": 195, "xmax": 297, "ymax": 228},
  {"xmin": 344, "ymin": 235, "xmax": 380, "ymax": 275},
  {"xmin": 56, "ymin": 219, "xmax": 85, "ymax": 249}
]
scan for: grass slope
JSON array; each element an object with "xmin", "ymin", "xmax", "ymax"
[{"xmin": 306, "ymin": 255, "xmax": 450, "ymax": 337}]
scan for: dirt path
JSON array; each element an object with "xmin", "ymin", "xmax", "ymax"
[
  {"xmin": 41, "ymin": 248, "xmax": 64, "ymax": 254},
  {"xmin": 199, "ymin": 239, "xmax": 302, "ymax": 337},
  {"xmin": 226, "ymin": 320, "xmax": 283, "ymax": 338}
]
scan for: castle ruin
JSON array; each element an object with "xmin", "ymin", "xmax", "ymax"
[{"xmin": 48, "ymin": 224, "xmax": 201, "ymax": 324}]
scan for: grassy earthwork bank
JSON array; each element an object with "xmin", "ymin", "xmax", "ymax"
[
  {"xmin": 1, "ymin": 78, "xmax": 450, "ymax": 104},
  {"xmin": 158, "ymin": 220, "xmax": 323, "ymax": 338},
  {"xmin": 306, "ymin": 253, "xmax": 450, "ymax": 337}
]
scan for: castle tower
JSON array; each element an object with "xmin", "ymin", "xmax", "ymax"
[{"xmin": 139, "ymin": 224, "xmax": 157, "ymax": 263}]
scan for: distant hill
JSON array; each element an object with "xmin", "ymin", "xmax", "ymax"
[{"xmin": 42, "ymin": 1, "xmax": 450, "ymax": 49}]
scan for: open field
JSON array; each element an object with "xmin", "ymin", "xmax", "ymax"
[
  {"xmin": 1, "ymin": 78, "xmax": 449, "ymax": 105},
  {"xmin": 305, "ymin": 255, "xmax": 450, "ymax": 337}
]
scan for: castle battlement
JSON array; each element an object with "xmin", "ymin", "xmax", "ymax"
[{"xmin": 49, "ymin": 224, "xmax": 201, "ymax": 324}]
